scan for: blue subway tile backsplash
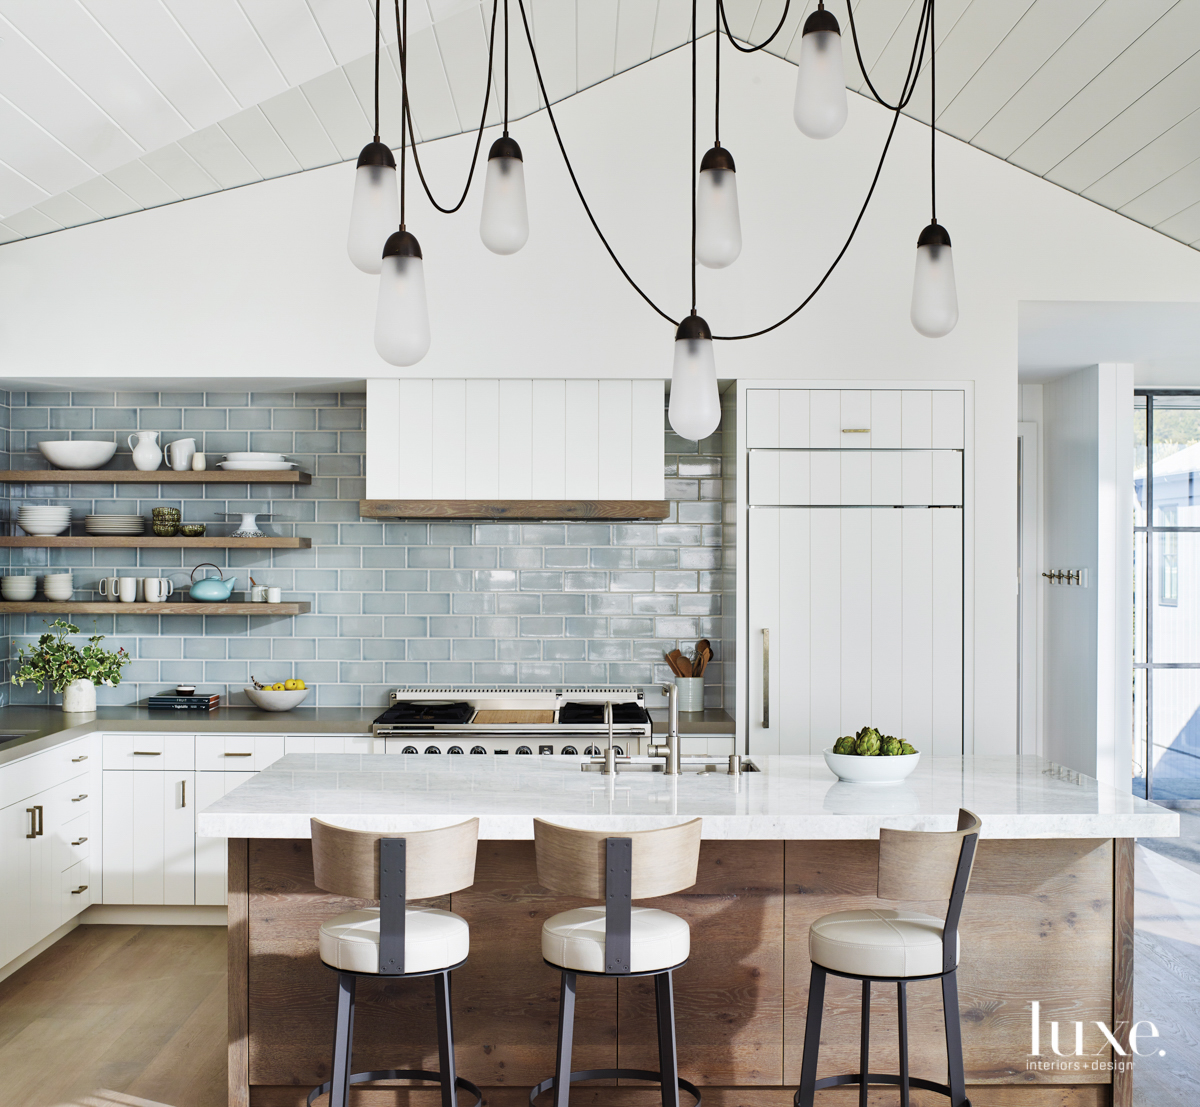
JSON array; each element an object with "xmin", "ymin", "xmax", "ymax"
[{"xmin": 0, "ymin": 390, "xmax": 731, "ymax": 710}]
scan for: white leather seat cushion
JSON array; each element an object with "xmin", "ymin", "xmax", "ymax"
[
  {"xmin": 319, "ymin": 907, "xmax": 469, "ymax": 974},
  {"xmin": 809, "ymin": 908, "xmax": 954, "ymax": 978},
  {"xmin": 542, "ymin": 906, "xmax": 689, "ymax": 974}
]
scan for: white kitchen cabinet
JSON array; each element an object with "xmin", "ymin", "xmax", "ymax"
[
  {"xmin": 194, "ymin": 732, "xmax": 284, "ymax": 772},
  {"xmin": 194, "ymin": 770, "xmax": 255, "ymax": 905},
  {"xmin": 283, "ymin": 734, "xmax": 372, "ymax": 754},
  {"xmin": 102, "ymin": 770, "xmax": 195, "ymax": 905}
]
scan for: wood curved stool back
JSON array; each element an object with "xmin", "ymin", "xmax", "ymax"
[
  {"xmin": 311, "ymin": 817, "xmax": 479, "ymax": 901},
  {"xmin": 533, "ymin": 817, "xmax": 702, "ymax": 899}
]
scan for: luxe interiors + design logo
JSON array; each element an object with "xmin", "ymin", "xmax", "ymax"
[{"xmin": 1027, "ymin": 1001, "xmax": 1165, "ymax": 1074}]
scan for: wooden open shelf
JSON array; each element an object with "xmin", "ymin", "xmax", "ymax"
[
  {"xmin": 359, "ymin": 499, "xmax": 671, "ymax": 520},
  {"xmin": 0, "ymin": 536, "xmax": 310, "ymax": 549},
  {"xmin": 0, "ymin": 602, "xmax": 311, "ymax": 615},
  {"xmin": 0, "ymin": 470, "xmax": 311, "ymax": 484}
]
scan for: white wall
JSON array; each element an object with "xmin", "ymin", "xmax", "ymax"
[
  {"xmin": 1041, "ymin": 365, "xmax": 1133, "ymax": 784},
  {"xmin": 4, "ymin": 47, "xmax": 1200, "ymax": 748}
]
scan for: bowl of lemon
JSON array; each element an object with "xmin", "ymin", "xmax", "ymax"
[{"xmin": 245, "ymin": 677, "xmax": 309, "ymax": 712}]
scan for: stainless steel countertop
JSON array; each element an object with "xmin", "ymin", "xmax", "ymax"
[{"xmin": 0, "ymin": 704, "xmax": 737, "ymax": 766}]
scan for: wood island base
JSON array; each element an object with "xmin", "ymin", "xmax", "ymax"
[{"xmin": 228, "ymin": 837, "xmax": 1133, "ymax": 1107}]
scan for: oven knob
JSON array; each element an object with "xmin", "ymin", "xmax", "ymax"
[
  {"xmin": 614, "ymin": 746, "xmax": 624, "ymax": 755},
  {"xmin": 470, "ymin": 746, "xmax": 487, "ymax": 755},
  {"xmin": 561, "ymin": 745, "xmax": 578, "ymax": 756},
  {"xmin": 401, "ymin": 746, "xmax": 418, "ymax": 755},
  {"xmin": 584, "ymin": 745, "xmax": 599, "ymax": 756},
  {"xmin": 424, "ymin": 746, "xmax": 441, "ymax": 754},
  {"xmin": 516, "ymin": 746, "xmax": 532, "ymax": 755},
  {"xmin": 448, "ymin": 746, "xmax": 464, "ymax": 755}
]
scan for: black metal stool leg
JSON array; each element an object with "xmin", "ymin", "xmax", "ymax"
[
  {"xmin": 434, "ymin": 970, "xmax": 458, "ymax": 1107},
  {"xmin": 794, "ymin": 964, "xmax": 826, "ymax": 1107},
  {"xmin": 942, "ymin": 969, "xmax": 968, "ymax": 1107},
  {"xmin": 655, "ymin": 971, "xmax": 680, "ymax": 1107},
  {"xmin": 329, "ymin": 972, "xmax": 356, "ymax": 1107},
  {"xmin": 553, "ymin": 972, "xmax": 577, "ymax": 1107},
  {"xmin": 858, "ymin": 980, "xmax": 870, "ymax": 1107},
  {"xmin": 897, "ymin": 981, "xmax": 910, "ymax": 1107}
]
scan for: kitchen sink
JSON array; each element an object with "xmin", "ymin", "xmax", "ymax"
[
  {"xmin": 0, "ymin": 733, "xmax": 34, "ymax": 750},
  {"xmin": 580, "ymin": 755, "xmax": 759, "ymax": 774}
]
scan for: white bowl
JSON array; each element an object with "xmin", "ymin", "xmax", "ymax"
[
  {"xmin": 822, "ymin": 748, "xmax": 921, "ymax": 784},
  {"xmin": 1, "ymin": 580, "xmax": 36, "ymax": 599},
  {"xmin": 37, "ymin": 440, "xmax": 117, "ymax": 470},
  {"xmin": 20, "ymin": 522, "xmax": 69, "ymax": 535},
  {"xmin": 223, "ymin": 452, "xmax": 288, "ymax": 462},
  {"xmin": 244, "ymin": 686, "xmax": 310, "ymax": 712}
]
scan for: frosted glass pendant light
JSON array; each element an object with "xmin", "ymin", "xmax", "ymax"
[
  {"xmin": 480, "ymin": 135, "xmax": 529, "ymax": 255},
  {"xmin": 375, "ymin": 230, "xmax": 431, "ymax": 365},
  {"xmin": 793, "ymin": 4, "xmax": 848, "ymax": 139},
  {"xmin": 669, "ymin": 314, "xmax": 721, "ymax": 441},
  {"xmin": 348, "ymin": 143, "xmax": 399, "ymax": 273},
  {"xmin": 696, "ymin": 145, "xmax": 741, "ymax": 269},
  {"xmin": 910, "ymin": 221, "xmax": 958, "ymax": 338}
]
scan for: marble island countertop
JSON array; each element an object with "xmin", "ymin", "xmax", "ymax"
[{"xmin": 196, "ymin": 753, "xmax": 1178, "ymax": 841}]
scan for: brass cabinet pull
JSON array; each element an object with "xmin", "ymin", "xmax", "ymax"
[
  {"xmin": 71, "ymin": 794, "xmax": 87, "ymax": 802},
  {"xmin": 26, "ymin": 805, "xmax": 43, "ymax": 838},
  {"xmin": 70, "ymin": 886, "xmax": 88, "ymax": 894},
  {"xmin": 842, "ymin": 428, "xmax": 870, "ymax": 433},
  {"xmin": 72, "ymin": 837, "xmax": 89, "ymax": 846},
  {"xmin": 133, "ymin": 750, "xmax": 161, "ymax": 756},
  {"xmin": 71, "ymin": 754, "xmax": 88, "ymax": 762},
  {"xmin": 181, "ymin": 780, "xmax": 186, "ymax": 808},
  {"xmin": 762, "ymin": 629, "xmax": 770, "ymax": 729},
  {"xmin": 223, "ymin": 751, "xmax": 253, "ymax": 757}
]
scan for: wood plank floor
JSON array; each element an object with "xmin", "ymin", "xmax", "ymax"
[
  {"xmin": 3, "ymin": 840, "xmax": 1200, "ymax": 1107},
  {"xmin": 0, "ymin": 925, "xmax": 226, "ymax": 1107}
]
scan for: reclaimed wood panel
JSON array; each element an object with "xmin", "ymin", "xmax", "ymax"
[
  {"xmin": 229, "ymin": 838, "xmax": 250, "ymax": 1107},
  {"xmin": 359, "ymin": 500, "xmax": 671, "ymax": 520},
  {"xmin": 0, "ymin": 469, "xmax": 311, "ymax": 483},
  {"xmin": 782, "ymin": 839, "xmax": 1116, "ymax": 1088},
  {"xmin": 1113, "ymin": 836, "xmax": 1135, "ymax": 1107}
]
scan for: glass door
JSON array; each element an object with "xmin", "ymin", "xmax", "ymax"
[{"xmin": 1134, "ymin": 391, "xmax": 1200, "ymax": 800}]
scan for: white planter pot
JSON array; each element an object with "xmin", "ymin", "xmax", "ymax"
[{"xmin": 62, "ymin": 678, "xmax": 97, "ymax": 713}]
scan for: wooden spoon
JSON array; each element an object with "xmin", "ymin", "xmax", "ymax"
[{"xmin": 667, "ymin": 649, "xmax": 691, "ymax": 677}]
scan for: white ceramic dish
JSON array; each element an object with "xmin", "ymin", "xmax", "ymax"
[
  {"xmin": 37, "ymin": 440, "xmax": 117, "ymax": 470},
  {"xmin": 822, "ymin": 748, "xmax": 921, "ymax": 784},
  {"xmin": 1, "ymin": 579, "xmax": 36, "ymax": 599},
  {"xmin": 244, "ymin": 686, "xmax": 310, "ymax": 711},
  {"xmin": 217, "ymin": 461, "xmax": 296, "ymax": 471},
  {"xmin": 20, "ymin": 522, "xmax": 69, "ymax": 536},
  {"xmin": 222, "ymin": 452, "xmax": 289, "ymax": 462}
]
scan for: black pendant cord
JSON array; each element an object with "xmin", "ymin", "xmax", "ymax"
[
  {"xmin": 503, "ymin": 0, "xmax": 510, "ymax": 135},
  {"xmin": 513, "ymin": 0, "xmax": 928, "ymax": 339},
  {"xmin": 847, "ymin": 0, "xmax": 932, "ymax": 112},
  {"xmin": 713, "ymin": 0, "xmax": 720, "ymax": 146},
  {"xmin": 691, "ymin": 0, "xmax": 698, "ymax": 316},
  {"xmin": 394, "ymin": 0, "xmax": 500, "ymax": 215},
  {"xmin": 373, "ymin": 0, "xmax": 381, "ymax": 142},
  {"xmin": 397, "ymin": 0, "xmax": 407, "ymax": 226},
  {"xmin": 716, "ymin": 0, "xmax": 791, "ymax": 53},
  {"xmin": 930, "ymin": 0, "xmax": 937, "ymax": 223}
]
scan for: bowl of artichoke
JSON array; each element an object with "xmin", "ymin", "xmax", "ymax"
[{"xmin": 823, "ymin": 727, "xmax": 920, "ymax": 784}]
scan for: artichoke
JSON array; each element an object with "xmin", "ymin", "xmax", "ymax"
[
  {"xmin": 881, "ymin": 737, "xmax": 903, "ymax": 757},
  {"xmin": 855, "ymin": 729, "xmax": 881, "ymax": 756},
  {"xmin": 900, "ymin": 741, "xmax": 917, "ymax": 756},
  {"xmin": 833, "ymin": 735, "xmax": 856, "ymax": 756}
]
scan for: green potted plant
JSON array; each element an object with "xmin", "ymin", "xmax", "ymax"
[{"xmin": 13, "ymin": 619, "xmax": 131, "ymax": 712}]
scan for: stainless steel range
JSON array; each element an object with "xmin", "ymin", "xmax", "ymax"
[{"xmin": 371, "ymin": 686, "xmax": 654, "ymax": 756}]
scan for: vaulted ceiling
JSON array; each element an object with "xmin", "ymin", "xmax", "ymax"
[{"xmin": 1, "ymin": 0, "xmax": 1199, "ymax": 251}]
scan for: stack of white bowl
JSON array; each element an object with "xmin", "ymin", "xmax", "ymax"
[
  {"xmin": 18, "ymin": 505, "xmax": 72, "ymax": 536},
  {"xmin": 218, "ymin": 452, "xmax": 296, "ymax": 471},
  {"xmin": 85, "ymin": 514, "xmax": 145, "ymax": 536},
  {"xmin": 42, "ymin": 572, "xmax": 74, "ymax": 601},
  {"xmin": 1, "ymin": 575, "xmax": 36, "ymax": 601}
]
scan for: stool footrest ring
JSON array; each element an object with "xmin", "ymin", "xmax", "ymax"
[
  {"xmin": 530, "ymin": 1068, "xmax": 701, "ymax": 1107},
  {"xmin": 795, "ymin": 1072, "xmax": 964, "ymax": 1103},
  {"xmin": 308, "ymin": 1068, "xmax": 483, "ymax": 1107}
]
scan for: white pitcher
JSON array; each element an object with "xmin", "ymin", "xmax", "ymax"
[{"xmin": 127, "ymin": 430, "xmax": 163, "ymax": 472}]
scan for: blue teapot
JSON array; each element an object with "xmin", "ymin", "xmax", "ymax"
[{"xmin": 189, "ymin": 562, "xmax": 238, "ymax": 602}]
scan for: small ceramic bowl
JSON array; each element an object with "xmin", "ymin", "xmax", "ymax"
[
  {"xmin": 152, "ymin": 507, "xmax": 181, "ymax": 521},
  {"xmin": 822, "ymin": 748, "xmax": 921, "ymax": 785},
  {"xmin": 153, "ymin": 523, "xmax": 179, "ymax": 537},
  {"xmin": 179, "ymin": 524, "xmax": 206, "ymax": 537}
]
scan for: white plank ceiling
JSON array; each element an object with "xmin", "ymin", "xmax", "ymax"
[{"xmin": 2, "ymin": 0, "xmax": 1200, "ymax": 251}]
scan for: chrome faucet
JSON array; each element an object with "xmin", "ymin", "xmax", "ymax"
[{"xmin": 648, "ymin": 684, "xmax": 682, "ymax": 775}]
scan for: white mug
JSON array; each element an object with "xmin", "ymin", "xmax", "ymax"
[
  {"xmin": 144, "ymin": 578, "xmax": 175, "ymax": 603},
  {"xmin": 98, "ymin": 576, "xmax": 121, "ymax": 602},
  {"xmin": 250, "ymin": 585, "xmax": 268, "ymax": 603},
  {"xmin": 118, "ymin": 577, "xmax": 139, "ymax": 603},
  {"xmin": 165, "ymin": 437, "xmax": 196, "ymax": 472},
  {"xmin": 267, "ymin": 586, "xmax": 281, "ymax": 603},
  {"xmin": 191, "ymin": 452, "xmax": 207, "ymax": 471}
]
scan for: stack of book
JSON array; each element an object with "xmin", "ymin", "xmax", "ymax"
[{"xmin": 147, "ymin": 693, "xmax": 221, "ymax": 711}]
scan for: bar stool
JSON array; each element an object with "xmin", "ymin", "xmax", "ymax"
[
  {"xmin": 307, "ymin": 816, "xmax": 483, "ymax": 1107},
  {"xmin": 795, "ymin": 809, "xmax": 982, "ymax": 1107},
  {"xmin": 529, "ymin": 817, "xmax": 704, "ymax": 1107}
]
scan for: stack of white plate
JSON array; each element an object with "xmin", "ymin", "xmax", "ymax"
[
  {"xmin": 85, "ymin": 514, "xmax": 146, "ymax": 536},
  {"xmin": 42, "ymin": 572, "xmax": 73, "ymax": 601},
  {"xmin": 1, "ymin": 575, "xmax": 36, "ymax": 600},
  {"xmin": 18, "ymin": 505, "xmax": 72, "ymax": 536},
  {"xmin": 218, "ymin": 452, "xmax": 296, "ymax": 471}
]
